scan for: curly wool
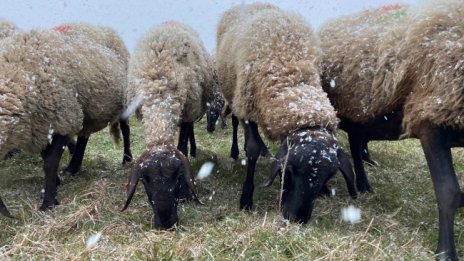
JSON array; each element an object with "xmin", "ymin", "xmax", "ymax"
[
  {"xmin": 0, "ymin": 18, "xmax": 19, "ymax": 40},
  {"xmin": 320, "ymin": 1, "xmax": 464, "ymax": 135},
  {"xmin": 0, "ymin": 28, "xmax": 127, "ymax": 159},
  {"xmin": 127, "ymin": 21, "xmax": 215, "ymax": 147},
  {"xmin": 217, "ymin": 9, "xmax": 338, "ymax": 141},
  {"xmin": 216, "ymin": 2, "xmax": 278, "ymax": 47},
  {"xmin": 319, "ymin": 4, "xmax": 410, "ymax": 123}
]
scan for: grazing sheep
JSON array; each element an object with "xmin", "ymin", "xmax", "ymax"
[
  {"xmin": 52, "ymin": 23, "xmax": 133, "ymax": 171},
  {"xmin": 122, "ymin": 21, "xmax": 214, "ymax": 229},
  {"xmin": 0, "ymin": 26, "xmax": 129, "ymax": 216},
  {"xmin": 320, "ymin": 1, "xmax": 464, "ymax": 259},
  {"xmin": 320, "ymin": 4, "xmax": 410, "ymax": 192},
  {"xmin": 215, "ymin": 2, "xmax": 278, "ymax": 159},
  {"xmin": 217, "ymin": 7, "xmax": 357, "ymax": 223},
  {"xmin": 205, "ymin": 53, "xmax": 227, "ymax": 133}
]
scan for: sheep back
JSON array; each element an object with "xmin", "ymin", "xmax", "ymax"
[
  {"xmin": 128, "ymin": 21, "xmax": 214, "ymax": 146},
  {"xmin": 319, "ymin": 4, "xmax": 410, "ymax": 123},
  {"xmin": 217, "ymin": 9, "xmax": 338, "ymax": 141},
  {"xmin": 399, "ymin": 0, "xmax": 464, "ymax": 134},
  {"xmin": 0, "ymin": 18, "xmax": 19, "ymax": 40},
  {"xmin": 0, "ymin": 29, "xmax": 126, "ymax": 156},
  {"xmin": 216, "ymin": 2, "xmax": 278, "ymax": 47}
]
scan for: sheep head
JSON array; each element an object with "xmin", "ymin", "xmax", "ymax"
[
  {"xmin": 121, "ymin": 145, "xmax": 202, "ymax": 230},
  {"xmin": 263, "ymin": 128, "xmax": 346, "ymax": 224}
]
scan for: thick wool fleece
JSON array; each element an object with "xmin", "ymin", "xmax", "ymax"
[
  {"xmin": 216, "ymin": 2, "xmax": 278, "ymax": 47},
  {"xmin": 217, "ymin": 9, "xmax": 338, "ymax": 141},
  {"xmin": 52, "ymin": 23, "xmax": 130, "ymax": 66},
  {"xmin": 0, "ymin": 29, "xmax": 127, "ymax": 159},
  {"xmin": 127, "ymin": 21, "xmax": 215, "ymax": 147},
  {"xmin": 0, "ymin": 18, "xmax": 19, "ymax": 40},
  {"xmin": 320, "ymin": 1, "xmax": 464, "ymax": 135},
  {"xmin": 319, "ymin": 4, "xmax": 410, "ymax": 123}
]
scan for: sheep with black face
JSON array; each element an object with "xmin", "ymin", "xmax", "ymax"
[
  {"xmin": 216, "ymin": 7, "xmax": 357, "ymax": 223},
  {"xmin": 122, "ymin": 21, "xmax": 213, "ymax": 229}
]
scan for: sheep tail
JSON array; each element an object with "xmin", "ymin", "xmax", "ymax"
[{"xmin": 109, "ymin": 121, "xmax": 122, "ymax": 147}]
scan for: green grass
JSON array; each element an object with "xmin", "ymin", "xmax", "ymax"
[{"xmin": 1, "ymin": 118, "xmax": 464, "ymax": 260}]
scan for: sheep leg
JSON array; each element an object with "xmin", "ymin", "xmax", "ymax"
[
  {"xmin": 240, "ymin": 120, "xmax": 261, "ymax": 210},
  {"xmin": 361, "ymin": 142, "xmax": 378, "ymax": 166},
  {"xmin": 188, "ymin": 123, "xmax": 197, "ymax": 157},
  {"xmin": 120, "ymin": 118, "xmax": 133, "ymax": 164},
  {"xmin": 220, "ymin": 115, "xmax": 227, "ymax": 129},
  {"xmin": 40, "ymin": 134, "xmax": 69, "ymax": 211},
  {"xmin": 256, "ymin": 132, "xmax": 272, "ymax": 158},
  {"xmin": 348, "ymin": 133, "xmax": 372, "ymax": 193},
  {"xmin": 420, "ymin": 127, "xmax": 460, "ymax": 261},
  {"xmin": 67, "ymin": 139, "xmax": 76, "ymax": 155},
  {"xmin": 177, "ymin": 122, "xmax": 189, "ymax": 156},
  {"xmin": 64, "ymin": 135, "xmax": 89, "ymax": 176},
  {"xmin": 230, "ymin": 114, "xmax": 240, "ymax": 160}
]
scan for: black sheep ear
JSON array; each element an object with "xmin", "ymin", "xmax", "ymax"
[
  {"xmin": 121, "ymin": 167, "xmax": 141, "ymax": 211},
  {"xmin": 337, "ymin": 148, "xmax": 358, "ymax": 198}
]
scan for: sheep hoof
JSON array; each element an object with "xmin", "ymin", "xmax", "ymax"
[
  {"xmin": 363, "ymin": 159, "xmax": 379, "ymax": 167},
  {"xmin": 357, "ymin": 184, "xmax": 373, "ymax": 193},
  {"xmin": 39, "ymin": 199, "xmax": 59, "ymax": 211},
  {"xmin": 239, "ymin": 197, "xmax": 253, "ymax": 210},
  {"xmin": 122, "ymin": 155, "xmax": 133, "ymax": 164},
  {"xmin": 64, "ymin": 166, "xmax": 79, "ymax": 176}
]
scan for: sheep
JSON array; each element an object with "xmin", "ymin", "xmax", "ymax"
[
  {"xmin": 214, "ymin": 3, "xmax": 278, "ymax": 160},
  {"xmin": 319, "ymin": 1, "xmax": 464, "ymax": 259},
  {"xmin": 216, "ymin": 7, "xmax": 357, "ymax": 223},
  {"xmin": 205, "ymin": 53, "xmax": 227, "ymax": 133},
  {"xmin": 121, "ymin": 21, "xmax": 214, "ymax": 229},
  {"xmin": 0, "ymin": 25, "xmax": 129, "ymax": 216},
  {"xmin": 52, "ymin": 23, "xmax": 133, "ymax": 171}
]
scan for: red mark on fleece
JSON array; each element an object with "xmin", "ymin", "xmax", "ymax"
[
  {"xmin": 52, "ymin": 24, "xmax": 71, "ymax": 33},
  {"xmin": 379, "ymin": 3, "xmax": 407, "ymax": 12},
  {"xmin": 162, "ymin": 20, "xmax": 178, "ymax": 27}
]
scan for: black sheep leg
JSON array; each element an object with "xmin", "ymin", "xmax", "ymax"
[
  {"xmin": 348, "ymin": 133, "xmax": 372, "ymax": 192},
  {"xmin": 64, "ymin": 135, "xmax": 89, "ymax": 176},
  {"xmin": 40, "ymin": 134, "xmax": 69, "ymax": 211},
  {"xmin": 420, "ymin": 127, "xmax": 461, "ymax": 261},
  {"xmin": 337, "ymin": 149, "xmax": 358, "ymax": 198},
  {"xmin": 177, "ymin": 122, "xmax": 189, "ymax": 156},
  {"xmin": 230, "ymin": 114, "xmax": 240, "ymax": 160},
  {"xmin": 188, "ymin": 122, "xmax": 197, "ymax": 157},
  {"xmin": 361, "ymin": 141, "xmax": 378, "ymax": 166},
  {"xmin": 120, "ymin": 119, "xmax": 133, "ymax": 164},
  {"xmin": 240, "ymin": 120, "xmax": 261, "ymax": 210},
  {"xmin": 0, "ymin": 196, "xmax": 13, "ymax": 218}
]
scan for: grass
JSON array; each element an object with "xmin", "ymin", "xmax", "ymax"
[{"xmin": 1, "ymin": 117, "xmax": 464, "ymax": 260}]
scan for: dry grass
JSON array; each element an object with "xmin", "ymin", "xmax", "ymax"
[{"xmin": 1, "ymin": 118, "xmax": 464, "ymax": 260}]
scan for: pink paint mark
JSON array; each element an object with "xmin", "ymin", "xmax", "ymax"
[
  {"xmin": 52, "ymin": 24, "xmax": 71, "ymax": 33},
  {"xmin": 378, "ymin": 3, "xmax": 407, "ymax": 12}
]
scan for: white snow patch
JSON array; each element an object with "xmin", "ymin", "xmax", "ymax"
[
  {"xmin": 341, "ymin": 205, "xmax": 361, "ymax": 224},
  {"xmin": 86, "ymin": 232, "xmax": 102, "ymax": 249},
  {"xmin": 330, "ymin": 79, "xmax": 336, "ymax": 88},
  {"xmin": 197, "ymin": 161, "xmax": 214, "ymax": 180},
  {"xmin": 331, "ymin": 188, "xmax": 336, "ymax": 196},
  {"xmin": 241, "ymin": 159, "xmax": 246, "ymax": 166}
]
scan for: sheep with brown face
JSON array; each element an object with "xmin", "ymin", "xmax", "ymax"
[
  {"xmin": 122, "ymin": 21, "xmax": 214, "ymax": 229},
  {"xmin": 217, "ymin": 7, "xmax": 357, "ymax": 223},
  {"xmin": 320, "ymin": 1, "xmax": 464, "ymax": 259}
]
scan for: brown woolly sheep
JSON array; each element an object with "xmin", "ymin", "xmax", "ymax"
[
  {"xmin": 122, "ymin": 21, "xmax": 214, "ymax": 229},
  {"xmin": 0, "ymin": 26, "xmax": 129, "ymax": 217},
  {"xmin": 217, "ymin": 7, "xmax": 357, "ymax": 223},
  {"xmin": 320, "ymin": 1, "xmax": 464, "ymax": 259},
  {"xmin": 52, "ymin": 23, "xmax": 133, "ymax": 173}
]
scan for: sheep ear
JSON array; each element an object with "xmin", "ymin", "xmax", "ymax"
[
  {"xmin": 121, "ymin": 167, "xmax": 141, "ymax": 211},
  {"xmin": 0, "ymin": 196, "xmax": 13, "ymax": 218},
  {"xmin": 262, "ymin": 140, "xmax": 288, "ymax": 187},
  {"xmin": 337, "ymin": 148, "xmax": 358, "ymax": 198},
  {"xmin": 175, "ymin": 149, "xmax": 204, "ymax": 205}
]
